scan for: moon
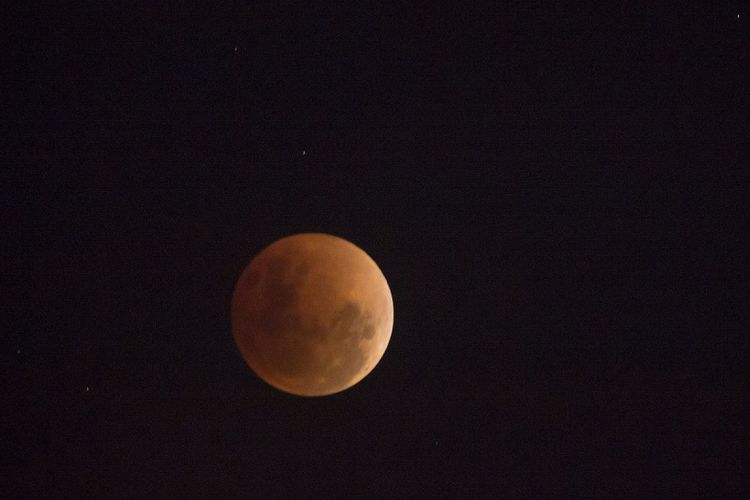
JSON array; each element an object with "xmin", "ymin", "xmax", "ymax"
[{"xmin": 231, "ymin": 233, "xmax": 394, "ymax": 396}]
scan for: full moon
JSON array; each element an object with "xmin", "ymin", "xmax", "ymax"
[{"xmin": 231, "ymin": 233, "xmax": 394, "ymax": 396}]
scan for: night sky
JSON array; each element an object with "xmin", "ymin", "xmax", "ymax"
[{"xmin": 6, "ymin": 3, "xmax": 749, "ymax": 498}]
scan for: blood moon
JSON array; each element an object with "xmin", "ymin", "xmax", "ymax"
[{"xmin": 231, "ymin": 233, "xmax": 394, "ymax": 396}]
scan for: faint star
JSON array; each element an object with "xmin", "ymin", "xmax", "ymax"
[
  {"xmin": 17, "ymin": 348, "xmax": 21, "ymax": 354},
  {"xmin": 234, "ymin": 46, "xmax": 238, "ymax": 52},
  {"xmin": 85, "ymin": 386, "xmax": 90, "ymax": 392},
  {"xmin": 302, "ymin": 150, "xmax": 306, "ymax": 156}
]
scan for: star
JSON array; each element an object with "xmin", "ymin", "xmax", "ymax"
[
  {"xmin": 234, "ymin": 46, "xmax": 238, "ymax": 52},
  {"xmin": 85, "ymin": 386, "xmax": 90, "ymax": 392},
  {"xmin": 302, "ymin": 150, "xmax": 306, "ymax": 156}
]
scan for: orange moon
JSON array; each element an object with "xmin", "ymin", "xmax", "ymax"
[{"xmin": 231, "ymin": 233, "xmax": 394, "ymax": 396}]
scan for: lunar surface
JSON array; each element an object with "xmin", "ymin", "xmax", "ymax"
[{"xmin": 231, "ymin": 233, "xmax": 394, "ymax": 396}]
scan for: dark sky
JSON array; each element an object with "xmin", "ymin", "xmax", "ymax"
[{"xmin": 6, "ymin": 2, "xmax": 748, "ymax": 498}]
